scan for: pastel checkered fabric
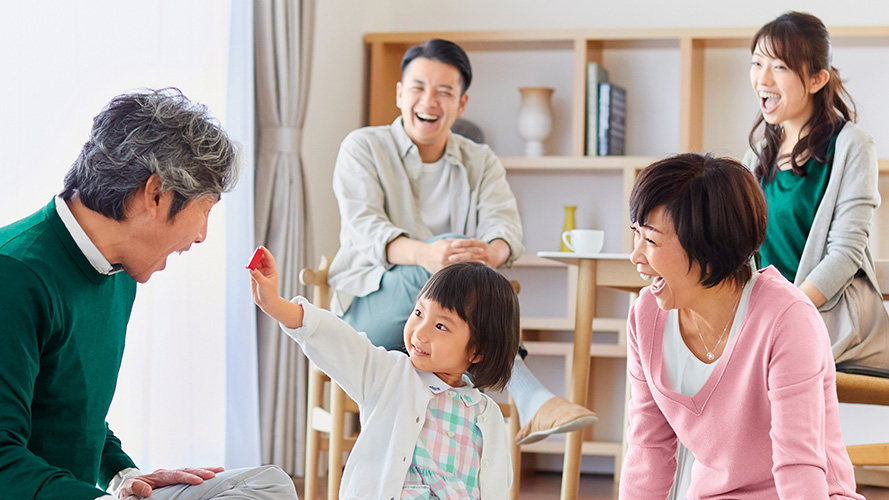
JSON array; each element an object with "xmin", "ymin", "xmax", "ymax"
[{"xmin": 402, "ymin": 380, "xmax": 487, "ymax": 499}]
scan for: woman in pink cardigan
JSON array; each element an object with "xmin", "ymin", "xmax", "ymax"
[{"xmin": 620, "ymin": 153, "xmax": 862, "ymax": 499}]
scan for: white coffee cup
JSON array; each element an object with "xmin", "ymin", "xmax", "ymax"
[{"xmin": 561, "ymin": 229, "xmax": 604, "ymax": 254}]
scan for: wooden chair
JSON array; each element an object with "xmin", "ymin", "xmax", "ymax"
[
  {"xmin": 835, "ymin": 368, "xmax": 889, "ymax": 467},
  {"xmin": 300, "ymin": 256, "xmax": 521, "ymax": 500},
  {"xmin": 836, "ymin": 261, "xmax": 889, "ymax": 485},
  {"xmin": 300, "ymin": 256, "xmax": 358, "ymax": 500}
]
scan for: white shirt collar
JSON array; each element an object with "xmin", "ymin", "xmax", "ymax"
[
  {"xmin": 417, "ymin": 370, "xmax": 483, "ymax": 407},
  {"xmin": 54, "ymin": 196, "xmax": 123, "ymax": 275}
]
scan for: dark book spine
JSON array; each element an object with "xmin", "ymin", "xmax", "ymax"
[
  {"xmin": 598, "ymin": 82, "xmax": 626, "ymax": 156},
  {"xmin": 597, "ymin": 82, "xmax": 611, "ymax": 155}
]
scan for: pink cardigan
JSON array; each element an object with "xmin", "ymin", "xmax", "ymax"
[{"xmin": 620, "ymin": 267, "xmax": 863, "ymax": 499}]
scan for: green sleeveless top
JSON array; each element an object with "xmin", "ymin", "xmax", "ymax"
[{"xmin": 759, "ymin": 134, "xmax": 838, "ymax": 282}]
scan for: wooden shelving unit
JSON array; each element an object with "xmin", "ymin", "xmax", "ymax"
[
  {"xmin": 363, "ymin": 26, "xmax": 889, "ymax": 482},
  {"xmin": 366, "ymin": 27, "xmax": 889, "ymax": 159}
]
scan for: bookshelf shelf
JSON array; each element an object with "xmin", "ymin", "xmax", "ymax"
[
  {"xmin": 522, "ymin": 438, "xmax": 622, "ymax": 456},
  {"xmin": 512, "ymin": 254, "xmax": 567, "ymax": 268},
  {"xmin": 505, "ymin": 156, "xmax": 889, "ymax": 177},
  {"xmin": 501, "ymin": 155, "xmax": 656, "ymax": 172},
  {"xmin": 524, "ymin": 340, "xmax": 627, "ymax": 359}
]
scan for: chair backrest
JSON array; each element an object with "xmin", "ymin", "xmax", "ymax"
[
  {"xmin": 835, "ymin": 370, "xmax": 889, "ymax": 468},
  {"xmin": 299, "ymin": 255, "xmax": 331, "ymax": 310},
  {"xmin": 299, "ymin": 255, "xmax": 352, "ymax": 500}
]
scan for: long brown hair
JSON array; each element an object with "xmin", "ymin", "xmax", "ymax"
[{"xmin": 748, "ymin": 11, "xmax": 857, "ymax": 183}]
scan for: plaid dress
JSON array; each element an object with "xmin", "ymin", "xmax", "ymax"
[{"xmin": 401, "ymin": 378, "xmax": 487, "ymax": 499}]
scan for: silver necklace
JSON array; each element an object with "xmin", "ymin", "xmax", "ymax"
[{"xmin": 688, "ymin": 294, "xmax": 741, "ymax": 361}]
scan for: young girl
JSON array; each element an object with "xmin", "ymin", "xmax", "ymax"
[
  {"xmin": 745, "ymin": 11, "xmax": 889, "ymax": 370},
  {"xmin": 248, "ymin": 247, "xmax": 520, "ymax": 499}
]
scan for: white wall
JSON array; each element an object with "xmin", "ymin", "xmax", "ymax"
[{"xmin": 301, "ymin": 1, "xmax": 387, "ymax": 261}]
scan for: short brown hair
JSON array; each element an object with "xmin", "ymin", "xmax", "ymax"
[
  {"xmin": 419, "ymin": 262, "xmax": 519, "ymax": 391},
  {"xmin": 629, "ymin": 153, "xmax": 767, "ymax": 288}
]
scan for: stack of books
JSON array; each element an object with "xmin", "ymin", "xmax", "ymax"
[{"xmin": 584, "ymin": 62, "xmax": 627, "ymax": 156}]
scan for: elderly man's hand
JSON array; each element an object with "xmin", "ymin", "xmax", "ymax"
[{"xmin": 118, "ymin": 467, "xmax": 224, "ymax": 499}]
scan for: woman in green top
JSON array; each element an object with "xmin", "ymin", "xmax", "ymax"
[{"xmin": 744, "ymin": 11, "xmax": 889, "ymax": 370}]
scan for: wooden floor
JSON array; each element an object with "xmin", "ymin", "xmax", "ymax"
[{"xmin": 292, "ymin": 470, "xmax": 889, "ymax": 499}]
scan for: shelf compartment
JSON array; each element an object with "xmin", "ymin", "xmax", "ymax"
[
  {"xmin": 521, "ymin": 438, "xmax": 623, "ymax": 457},
  {"xmin": 524, "ymin": 340, "xmax": 627, "ymax": 359}
]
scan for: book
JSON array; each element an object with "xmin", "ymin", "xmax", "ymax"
[
  {"xmin": 598, "ymin": 82, "xmax": 626, "ymax": 156},
  {"xmin": 585, "ymin": 62, "xmax": 610, "ymax": 156}
]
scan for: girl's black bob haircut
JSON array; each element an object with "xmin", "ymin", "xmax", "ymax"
[{"xmin": 419, "ymin": 261, "xmax": 520, "ymax": 391}]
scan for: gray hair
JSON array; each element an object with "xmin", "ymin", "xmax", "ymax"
[{"xmin": 61, "ymin": 88, "xmax": 239, "ymax": 220}]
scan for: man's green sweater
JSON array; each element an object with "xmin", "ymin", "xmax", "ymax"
[{"xmin": 0, "ymin": 199, "xmax": 137, "ymax": 499}]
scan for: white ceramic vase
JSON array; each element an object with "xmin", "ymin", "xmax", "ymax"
[{"xmin": 517, "ymin": 87, "xmax": 554, "ymax": 156}]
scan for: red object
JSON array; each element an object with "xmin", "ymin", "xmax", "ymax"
[{"xmin": 246, "ymin": 247, "xmax": 264, "ymax": 270}]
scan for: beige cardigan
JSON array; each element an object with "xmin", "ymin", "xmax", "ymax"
[{"xmin": 328, "ymin": 117, "xmax": 524, "ymax": 314}]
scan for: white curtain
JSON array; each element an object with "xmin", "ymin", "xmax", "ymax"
[
  {"xmin": 223, "ymin": 0, "xmax": 263, "ymax": 469},
  {"xmin": 254, "ymin": 0, "xmax": 316, "ymax": 476},
  {"xmin": 0, "ymin": 0, "xmax": 262, "ymax": 473}
]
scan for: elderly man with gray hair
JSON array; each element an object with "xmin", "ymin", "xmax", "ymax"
[{"xmin": 0, "ymin": 89, "xmax": 297, "ymax": 499}]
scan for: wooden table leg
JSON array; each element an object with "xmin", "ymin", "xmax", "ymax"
[{"xmin": 560, "ymin": 260, "xmax": 597, "ymax": 500}]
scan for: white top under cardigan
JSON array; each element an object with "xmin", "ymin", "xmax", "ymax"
[
  {"xmin": 280, "ymin": 297, "xmax": 512, "ymax": 500},
  {"xmin": 665, "ymin": 273, "xmax": 757, "ymax": 500}
]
